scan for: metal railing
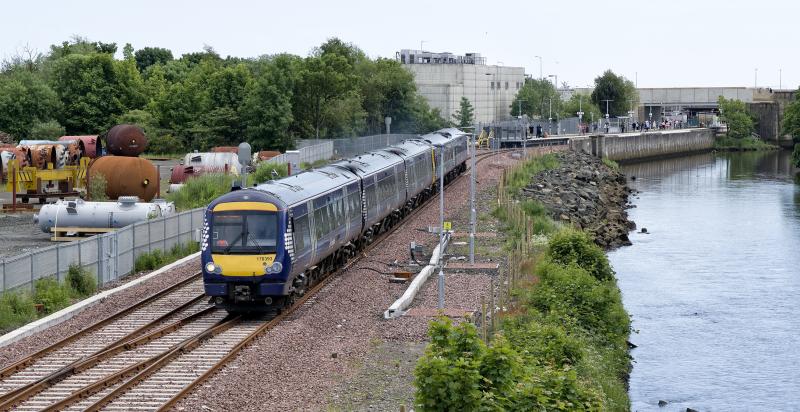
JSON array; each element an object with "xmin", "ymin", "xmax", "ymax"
[{"xmin": 0, "ymin": 208, "xmax": 204, "ymax": 293}]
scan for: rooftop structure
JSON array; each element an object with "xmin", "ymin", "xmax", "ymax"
[{"xmin": 398, "ymin": 49, "xmax": 523, "ymax": 123}]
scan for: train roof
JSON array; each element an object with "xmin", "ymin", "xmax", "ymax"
[
  {"xmin": 252, "ymin": 166, "xmax": 359, "ymax": 207},
  {"xmin": 330, "ymin": 149, "xmax": 403, "ymax": 176},
  {"xmin": 383, "ymin": 139, "xmax": 432, "ymax": 158},
  {"xmin": 420, "ymin": 128, "xmax": 468, "ymax": 147}
]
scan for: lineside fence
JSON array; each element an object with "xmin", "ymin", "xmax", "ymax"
[{"xmin": 0, "ymin": 208, "xmax": 204, "ymax": 293}]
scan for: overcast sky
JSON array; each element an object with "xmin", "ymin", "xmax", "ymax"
[{"xmin": 2, "ymin": 0, "xmax": 797, "ymax": 90}]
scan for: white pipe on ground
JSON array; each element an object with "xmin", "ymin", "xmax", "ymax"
[{"xmin": 384, "ymin": 233, "xmax": 450, "ymax": 319}]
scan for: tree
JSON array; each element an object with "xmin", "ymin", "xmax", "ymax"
[
  {"xmin": 510, "ymin": 78, "xmax": 560, "ymax": 119},
  {"xmin": 240, "ymin": 68, "xmax": 294, "ymax": 151},
  {"xmin": 452, "ymin": 97, "xmax": 475, "ymax": 127},
  {"xmin": 357, "ymin": 58, "xmax": 417, "ymax": 134},
  {"xmin": 718, "ymin": 96, "xmax": 755, "ymax": 139},
  {"xmin": 134, "ymin": 47, "xmax": 174, "ymax": 72},
  {"xmin": 560, "ymin": 93, "xmax": 602, "ymax": 124},
  {"xmin": 29, "ymin": 120, "xmax": 65, "ymax": 140},
  {"xmin": 0, "ymin": 71, "xmax": 61, "ymax": 139},
  {"xmin": 781, "ymin": 90, "xmax": 800, "ymax": 143},
  {"xmin": 590, "ymin": 70, "xmax": 638, "ymax": 117}
]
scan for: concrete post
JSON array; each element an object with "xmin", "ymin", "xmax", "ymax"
[{"xmin": 438, "ymin": 147, "xmax": 445, "ymax": 310}]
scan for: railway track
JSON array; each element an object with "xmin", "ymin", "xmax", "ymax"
[{"xmin": 0, "ymin": 148, "xmax": 515, "ymax": 411}]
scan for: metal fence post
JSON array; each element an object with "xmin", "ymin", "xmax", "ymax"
[
  {"xmin": 148, "ymin": 220, "xmax": 152, "ymax": 253},
  {"xmin": 97, "ymin": 236, "xmax": 104, "ymax": 286},
  {"xmin": 2, "ymin": 260, "xmax": 5, "ymax": 292},
  {"xmin": 30, "ymin": 252, "xmax": 35, "ymax": 292},
  {"xmin": 56, "ymin": 244, "xmax": 61, "ymax": 282},
  {"xmin": 163, "ymin": 216, "xmax": 168, "ymax": 251}
]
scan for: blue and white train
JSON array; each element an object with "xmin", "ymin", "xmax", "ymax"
[{"xmin": 201, "ymin": 128, "xmax": 469, "ymax": 312}]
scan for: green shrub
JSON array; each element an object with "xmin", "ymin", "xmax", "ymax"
[
  {"xmin": 29, "ymin": 119, "xmax": 65, "ymax": 140},
  {"xmin": 88, "ymin": 172, "xmax": 109, "ymax": 201},
  {"xmin": 714, "ymin": 136, "xmax": 778, "ymax": 151},
  {"xmin": 147, "ymin": 133, "xmax": 185, "ymax": 155},
  {"xmin": 507, "ymin": 366, "xmax": 604, "ymax": 411},
  {"xmin": 33, "ymin": 277, "xmax": 71, "ymax": 314},
  {"xmin": 66, "ymin": 264, "xmax": 96, "ymax": 297},
  {"xmin": 528, "ymin": 262, "xmax": 629, "ymax": 340},
  {"xmin": 546, "ymin": 229, "xmax": 614, "ymax": 281},
  {"xmin": 135, "ymin": 242, "xmax": 199, "ymax": 272},
  {"xmin": 166, "ymin": 173, "xmax": 234, "ymax": 210},
  {"xmin": 0, "ymin": 291, "xmax": 37, "ymax": 333},
  {"xmin": 414, "ymin": 318, "xmax": 487, "ymax": 411},
  {"xmin": 502, "ymin": 314, "xmax": 585, "ymax": 367},
  {"xmin": 249, "ymin": 162, "xmax": 288, "ymax": 185},
  {"xmin": 792, "ymin": 143, "xmax": 800, "ymax": 168}
]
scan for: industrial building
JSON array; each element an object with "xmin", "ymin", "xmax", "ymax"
[{"xmin": 398, "ymin": 49, "xmax": 525, "ymax": 123}]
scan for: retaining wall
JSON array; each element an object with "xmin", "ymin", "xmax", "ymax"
[{"xmin": 569, "ymin": 128, "xmax": 714, "ymax": 161}]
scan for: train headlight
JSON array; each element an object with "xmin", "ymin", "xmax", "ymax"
[
  {"xmin": 271, "ymin": 262, "xmax": 283, "ymax": 273},
  {"xmin": 205, "ymin": 262, "xmax": 217, "ymax": 273}
]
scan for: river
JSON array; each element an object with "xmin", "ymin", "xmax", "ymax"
[{"xmin": 607, "ymin": 150, "xmax": 800, "ymax": 411}]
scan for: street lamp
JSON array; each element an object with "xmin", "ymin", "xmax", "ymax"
[{"xmin": 577, "ymin": 94, "xmax": 584, "ymax": 134}]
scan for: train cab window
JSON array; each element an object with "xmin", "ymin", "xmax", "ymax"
[{"xmin": 211, "ymin": 211, "xmax": 277, "ymax": 254}]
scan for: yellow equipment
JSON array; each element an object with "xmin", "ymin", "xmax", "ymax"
[
  {"xmin": 476, "ymin": 129, "xmax": 493, "ymax": 149},
  {"xmin": 5, "ymin": 158, "xmax": 89, "ymax": 204}
]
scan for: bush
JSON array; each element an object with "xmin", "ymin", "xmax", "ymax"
[
  {"xmin": 502, "ymin": 314, "xmax": 585, "ymax": 368},
  {"xmin": 33, "ymin": 277, "xmax": 71, "ymax": 314},
  {"xmin": 414, "ymin": 318, "xmax": 487, "ymax": 411},
  {"xmin": 793, "ymin": 143, "xmax": 800, "ymax": 168},
  {"xmin": 249, "ymin": 162, "xmax": 288, "ymax": 185},
  {"xmin": 0, "ymin": 291, "xmax": 37, "ymax": 333},
  {"xmin": 135, "ymin": 241, "xmax": 199, "ymax": 272},
  {"xmin": 29, "ymin": 120, "xmax": 65, "ymax": 140},
  {"xmin": 527, "ymin": 262, "xmax": 629, "ymax": 340},
  {"xmin": 507, "ymin": 366, "xmax": 604, "ymax": 411},
  {"xmin": 546, "ymin": 229, "xmax": 614, "ymax": 281},
  {"xmin": 166, "ymin": 173, "xmax": 234, "ymax": 210},
  {"xmin": 88, "ymin": 172, "xmax": 109, "ymax": 201},
  {"xmin": 67, "ymin": 264, "xmax": 96, "ymax": 297}
]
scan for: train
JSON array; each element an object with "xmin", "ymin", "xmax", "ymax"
[{"xmin": 201, "ymin": 128, "xmax": 469, "ymax": 312}]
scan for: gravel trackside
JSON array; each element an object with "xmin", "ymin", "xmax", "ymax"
[{"xmin": 172, "ymin": 148, "xmax": 564, "ymax": 412}]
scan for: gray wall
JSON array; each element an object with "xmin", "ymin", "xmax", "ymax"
[{"xmin": 570, "ymin": 129, "xmax": 715, "ymax": 161}]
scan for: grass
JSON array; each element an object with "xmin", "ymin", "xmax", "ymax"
[
  {"xmin": 166, "ymin": 173, "xmax": 235, "ymax": 211},
  {"xmin": 134, "ymin": 241, "xmax": 199, "ymax": 272},
  {"xmin": 602, "ymin": 157, "xmax": 620, "ymax": 170},
  {"xmin": 714, "ymin": 136, "xmax": 779, "ymax": 151},
  {"xmin": 249, "ymin": 162, "xmax": 289, "ymax": 185},
  {"xmin": 0, "ymin": 264, "xmax": 98, "ymax": 334},
  {"xmin": 88, "ymin": 172, "xmax": 109, "ymax": 201},
  {"xmin": 504, "ymin": 153, "xmax": 560, "ymax": 194}
]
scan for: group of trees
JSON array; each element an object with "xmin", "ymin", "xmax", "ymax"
[
  {"xmin": 510, "ymin": 70, "xmax": 633, "ymax": 123},
  {"xmin": 0, "ymin": 37, "xmax": 449, "ymax": 152}
]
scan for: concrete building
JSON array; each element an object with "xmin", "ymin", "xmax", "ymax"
[{"xmin": 398, "ymin": 49, "xmax": 525, "ymax": 123}]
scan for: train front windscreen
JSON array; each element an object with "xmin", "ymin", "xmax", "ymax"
[{"xmin": 211, "ymin": 211, "xmax": 278, "ymax": 255}]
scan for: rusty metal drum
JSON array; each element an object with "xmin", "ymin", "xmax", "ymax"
[
  {"xmin": 106, "ymin": 125, "xmax": 148, "ymax": 156},
  {"xmin": 88, "ymin": 156, "xmax": 159, "ymax": 201}
]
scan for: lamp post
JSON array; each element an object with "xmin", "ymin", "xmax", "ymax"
[
  {"xmin": 548, "ymin": 97, "xmax": 552, "ymax": 135},
  {"xmin": 438, "ymin": 146, "xmax": 445, "ymax": 309},
  {"xmin": 577, "ymin": 94, "xmax": 584, "ymax": 134}
]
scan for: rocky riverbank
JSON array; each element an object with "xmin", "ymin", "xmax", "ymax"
[{"xmin": 521, "ymin": 151, "xmax": 635, "ymax": 249}]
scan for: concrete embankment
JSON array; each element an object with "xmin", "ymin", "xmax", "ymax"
[{"xmin": 570, "ymin": 128, "xmax": 714, "ymax": 162}]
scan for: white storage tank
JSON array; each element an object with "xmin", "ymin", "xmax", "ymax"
[
  {"xmin": 33, "ymin": 196, "xmax": 176, "ymax": 233},
  {"xmin": 182, "ymin": 152, "xmax": 241, "ymax": 174}
]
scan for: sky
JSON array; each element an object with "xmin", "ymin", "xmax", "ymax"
[{"xmin": 1, "ymin": 0, "xmax": 797, "ymax": 90}]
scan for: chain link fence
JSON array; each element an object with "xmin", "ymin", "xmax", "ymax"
[{"xmin": 0, "ymin": 208, "xmax": 204, "ymax": 293}]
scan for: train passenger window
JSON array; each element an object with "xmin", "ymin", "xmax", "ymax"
[{"xmin": 294, "ymin": 214, "xmax": 310, "ymax": 252}]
